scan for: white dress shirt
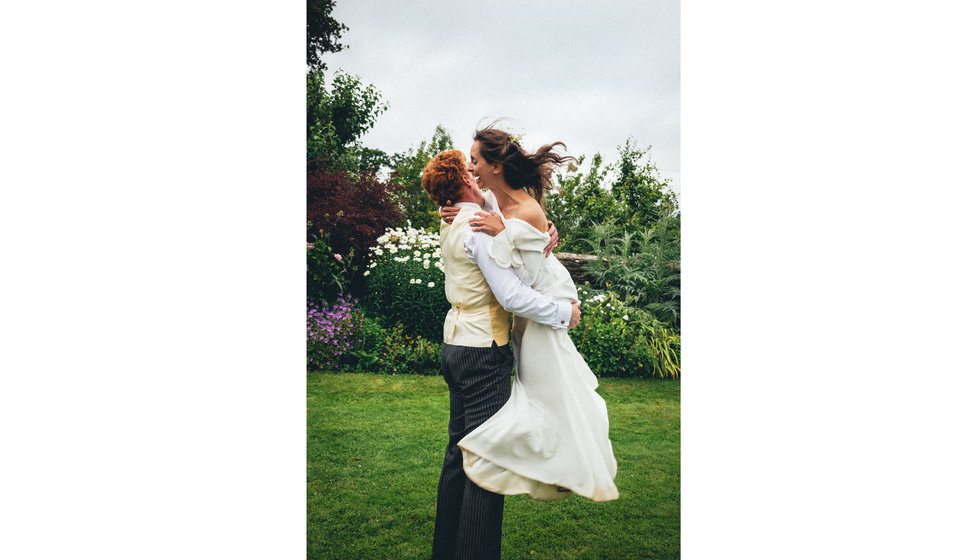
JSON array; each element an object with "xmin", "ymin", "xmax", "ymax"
[{"xmin": 455, "ymin": 203, "xmax": 572, "ymax": 329}]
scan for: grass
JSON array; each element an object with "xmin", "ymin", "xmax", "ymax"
[{"xmin": 308, "ymin": 372, "xmax": 680, "ymax": 559}]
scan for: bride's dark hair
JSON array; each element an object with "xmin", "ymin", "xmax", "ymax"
[{"xmin": 473, "ymin": 123, "xmax": 577, "ymax": 207}]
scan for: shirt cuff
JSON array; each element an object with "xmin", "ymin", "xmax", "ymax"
[{"xmin": 554, "ymin": 300, "xmax": 572, "ymax": 329}]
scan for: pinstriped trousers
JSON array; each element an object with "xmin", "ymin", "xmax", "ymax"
[{"xmin": 431, "ymin": 342, "xmax": 513, "ymax": 560}]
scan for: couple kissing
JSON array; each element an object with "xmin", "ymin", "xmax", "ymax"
[{"xmin": 425, "ymin": 125, "xmax": 618, "ymax": 560}]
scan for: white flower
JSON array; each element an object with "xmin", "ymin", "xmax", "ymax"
[
  {"xmin": 623, "ymin": 315, "xmax": 628, "ymax": 320},
  {"xmin": 427, "ymin": 282, "xmax": 435, "ymax": 288},
  {"xmin": 364, "ymin": 270, "xmax": 370, "ymax": 276}
]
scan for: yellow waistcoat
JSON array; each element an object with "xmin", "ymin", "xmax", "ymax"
[{"xmin": 440, "ymin": 206, "xmax": 511, "ymax": 347}]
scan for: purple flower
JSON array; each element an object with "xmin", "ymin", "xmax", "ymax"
[{"xmin": 307, "ymin": 294, "xmax": 365, "ymax": 371}]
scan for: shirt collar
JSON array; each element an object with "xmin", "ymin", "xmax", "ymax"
[{"xmin": 453, "ymin": 202, "xmax": 481, "ymax": 210}]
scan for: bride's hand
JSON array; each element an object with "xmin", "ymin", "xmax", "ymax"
[
  {"xmin": 440, "ymin": 201, "xmax": 460, "ymax": 225},
  {"xmin": 470, "ymin": 211, "xmax": 505, "ymax": 236},
  {"xmin": 544, "ymin": 221, "xmax": 559, "ymax": 256}
]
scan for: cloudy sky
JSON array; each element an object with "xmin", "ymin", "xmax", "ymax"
[{"xmin": 326, "ymin": 0, "xmax": 680, "ymax": 192}]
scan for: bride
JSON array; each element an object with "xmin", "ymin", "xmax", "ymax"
[{"xmin": 442, "ymin": 126, "xmax": 619, "ymax": 502}]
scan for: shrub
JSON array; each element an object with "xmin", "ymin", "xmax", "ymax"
[
  {"xmin": 357, "ymin": 314, "xmax": 386, "ymax": 358},
  {"xmin": 341, "ymin": 314, "xmax": 387, "ymax": 372},
  {"xmin": 584, "ymin": 205, "xmax": 680, "ymax": 331},
  {"xmin": 307, "ymin": 235, "xmax": 356, "ymax": 301},
  {"xmin": 307, "ymin": 168, "xmax": 406, "ymax": 252},
  {"xmin": 364, "ymin": 225, "xmax": 448, "ymax": 341},
  {"xmin": 307, "ymin": 167, "xmax": 405, "ymax": 298},
  {"xmin": 570, "ymin": 287, "xmax": 680, "ymax": 379},
  {"xmin": 307, "ymin": 294, "xmax": 363, "ymax": 371},
  {"xmin": 376, "ymin": 322, "xmax": 442, "ymax": 376}
]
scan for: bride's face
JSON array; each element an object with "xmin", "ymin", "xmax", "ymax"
[{"xmin": 468, "ymin": 141, "xmax": 495, "ymax": 188}]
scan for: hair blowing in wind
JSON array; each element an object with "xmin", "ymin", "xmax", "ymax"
[{"xmin": 473, "ymin": 123, "xmax": 578, "ymax": 208}]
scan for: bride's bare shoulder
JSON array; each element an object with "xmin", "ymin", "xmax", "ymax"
[{"xmin": 511, "ymin": 200, "xmax": 548, "ymax": 233}]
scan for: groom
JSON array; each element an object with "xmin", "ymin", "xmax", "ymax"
[{"xmin": 422, "ymin": 150, "xmax": 580, "ymax": 560}]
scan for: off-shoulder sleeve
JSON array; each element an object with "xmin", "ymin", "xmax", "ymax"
[
  {"xmin": 488, "ymin": 218, "xmax": 549, "ymax": 281},
  {"xmin": 488, "ymin": 226, "xmax": 522, "ymax": 269}
]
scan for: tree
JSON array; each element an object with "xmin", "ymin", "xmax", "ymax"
[
  {"xmin": 548, "ymin": 153, "xmax": 615, "ymax": 253},
  {"xmin": 547, "ymin": 140, "xmax": 678, "ymax": 253},
  {"xmin": 307, "ymin": 69, "xmax": 389, "ymax": 169},
  {"xmin": 609, "ymin": 139, "xmax": 673, "ymax": 229},
  {"xmin": 388, "ymin": 125, "xmax": 455, "ymax": 231},
  {"xmin": 307, "ymin": 0, "xmax": 347, "ymax": 72},
  {"xmin": 547, "ymin": 140, "xmax": 681, "ymax": 329}
]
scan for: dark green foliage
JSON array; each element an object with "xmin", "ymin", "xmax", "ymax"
[
  {"xmin": 584, "ymin": 207, "xmax": 681, "ymax": 330},
  {"xmin": 307, "ymin": 70, "xmax": 389, "ymax": 169},
  {"xmin": 547, "ymin": 140, "xmax": 680, "ymax": 330},
  {"xmin": 389, "ymin": 125, "xmax": 455, "ymax": 230},
  {"xmin": 346, "ymin": 314, "xmax": 386, "ymax": 372},
  {"xmin": 547, "ymin": 140, "xmax": 677, "ymax": 254},
  {"xmin": 307, "ymin": 0, "xmax": 347, "ymax": 72},
  {"xmin": 306, "ymin": 234, "xmax": 355, "ymax": 301},
  {"xmin": 609, "ymin": 138, "xmax": 673, "ymax": 229},
  {"xmin": 365, "ymin": 253, "xmax": 448, "ymax": 342},
  {"xmin": 375, "ymin": 323, "xmax": 442, "ymax": 376},
  {"xmin": 571, "ymin": 287, "xmax": 680, "ymax": 378},
  {"xmin": 363, "ymin": 227, "xmax": 447, "ymax": 341},
  {"xmin": 548, "ymin": 153, "xmax": 615, "ymax": 254}
]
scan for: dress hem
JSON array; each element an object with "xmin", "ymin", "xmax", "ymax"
[{"xmin": 458, "ymin": 446, "xmax": 619, "ymax": 503}]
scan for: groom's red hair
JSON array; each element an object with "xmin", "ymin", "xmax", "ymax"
[{"xmin": 422, "ymin": 149, "xmax": 467, "ymax": 206}]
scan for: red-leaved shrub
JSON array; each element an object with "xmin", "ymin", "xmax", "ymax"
[
  {"xmin": 307, "ymin": 168, "xmax": 405, "ymax": 300},
  {"xmin": 307, "ymin": 168, "xmax": 405, "ymax": 253}
]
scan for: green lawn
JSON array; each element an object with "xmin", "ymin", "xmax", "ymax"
[{"xmin": 308, "ymin": 372, "xmax": 680, "ymax": 559}]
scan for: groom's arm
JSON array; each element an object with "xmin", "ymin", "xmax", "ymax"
[{"xmin": 464, "ymin": 230, "xmax": 575, "ymax": 329}]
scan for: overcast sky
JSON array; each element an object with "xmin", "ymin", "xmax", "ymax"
[{"xmin": 326, "ymin": 0, "xmax": 680, "ymax": 193}]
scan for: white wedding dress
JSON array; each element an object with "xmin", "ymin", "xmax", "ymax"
[{"xmin": 457, "ymin": 217, "xmax": 619, "ymax": 502}]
